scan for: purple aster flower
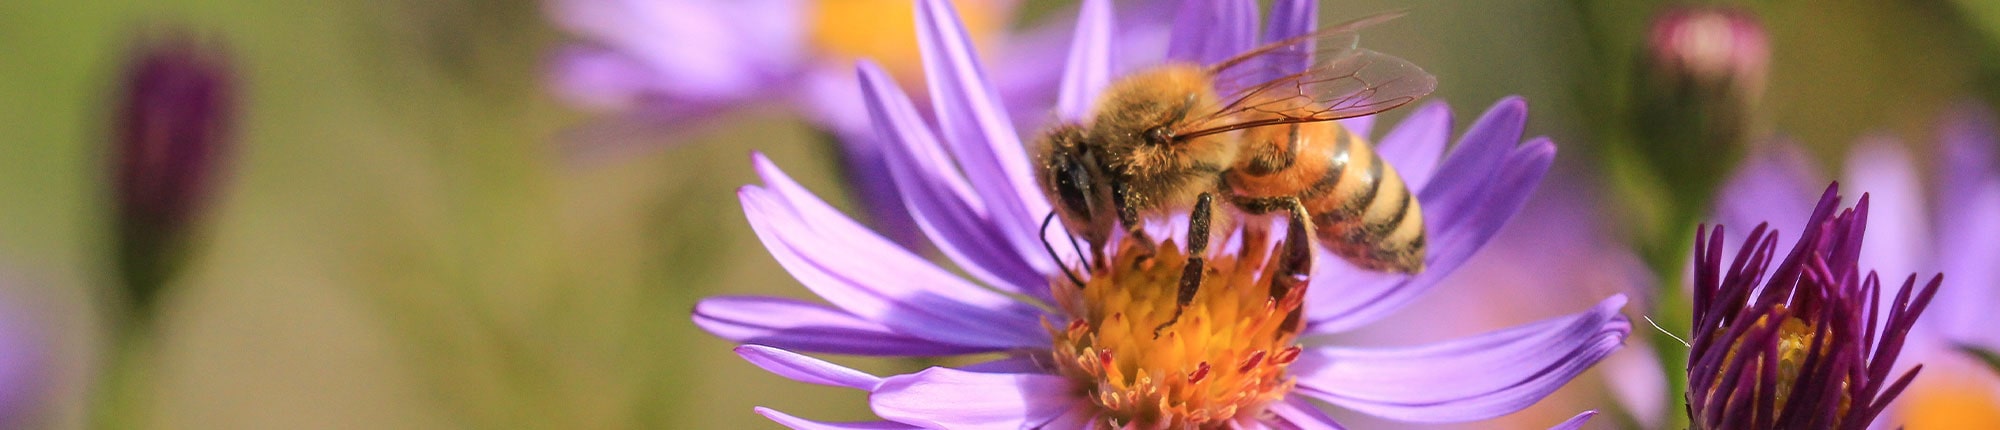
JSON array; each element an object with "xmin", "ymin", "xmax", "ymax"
[
  {"xmin": 1709, "ymin": 102, "xmax": 2000, "ymax": 425},
  {"xmin": 695, "ymin": 0, "xmax": 1629, "ymax": 427},
  {"xmin": 1685, "ymin": 183, "xmax": 1941, "ymax": 429},
  {"xmin": 548, "ymin": 0, "xmax": 1172, "ymax": 247}
]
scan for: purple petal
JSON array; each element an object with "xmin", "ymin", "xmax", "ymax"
[
  {"xmin": 1421, "ymin": 97, "xmax": 1529, "ymax": 221},
  {"xmin": 740, "ymin": 157, "xmax": 1050, "ymax": 349},
  {"xmin": 1057, "ymin": 0, "xmax": 1116, "ymax": 122},
  {"xmin": 792, "ymin": 69, "xmax": 928, "ymax": 250},
  {"xmin": 956, "ymin": 356, "xmax": 1049, "ymax": 374},
  {"xmin": 1259, "ymin": 0, "xmax": 1319, "ymax": 81},
  {"xmin": 756, "ymin": 407, "xmax": 920, "ymax": 430},
  {"xmin": 1338, "ymin": 116, "xmax": 1375, "ymax": 142},
  {"xmin": 735, "ymin": 345, "xmax": 883, "ymax": 390},
  {"xmin": 1265, "ymin": 396, "xmax": 1347, "ymax": 430},
  {"xmin": 552, "ymin": 99, "xmax": 733, "ymax": 164},
  {"xmin": 1167, "ymin": 0, "xmax": 1259, "ymax": 64},
  {"xmin": 1939, "ymin": 101, "xmax": 2000, "ymax": 207},
  {"xmin": 550, "ymin": 0, "xmax": 802, "ymax": 99},
  {"xmin": 1306, "ymin": 99, "xmax": 1553, "ymax": 333},
  {"xmin": 1293, "ymin": 295, "xmax": 1631, "ymax": 423},
  {"xmin": 547, "ymin": 45, "xmax": 659, "ymax": 110},
  {"xmin": 870, "ymin": 367, "xmax": 1082, "ymax": 429},
  {"xmin": 1931, "ymin": 102, "xmax": 2000, "ymax": 345},
  {"xmin": 1714, "ymin": 139, "xmax": 1819, "ymax": 240},
  {"xmin": 858, "ymin": 63, "xmax": 1056, "ymax": 301},
  {"xmin": 1842, "ymin": 136, "xmax": 1927, "ymax": 279},
  {"xmin": 694, "ymin": 296, "xmax": 996, "ymax": 356},
  {"xmin": 914, "ymin": 0, "xmax": 1055, "ymax": 270},
  {"xmin": 1549, "ymin": 411, "xmax": 1599, "ymax": 430},
  {"xmin": 1372, "ymin": 100, "xmax": 1452, "ymax": 190}
]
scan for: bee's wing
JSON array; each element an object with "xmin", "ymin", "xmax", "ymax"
[{"xmin": 1179, "ymin": 12, "xmax": 1437, "ymax": 139}]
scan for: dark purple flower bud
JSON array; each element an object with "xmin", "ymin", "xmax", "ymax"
[
  {"xmin": 1686, "ymin": 182, "xmax": 1941, "ymax": 429},
  {"xmin": 111, "ymin": 34, "xmax": 235, "ymax": 307}
]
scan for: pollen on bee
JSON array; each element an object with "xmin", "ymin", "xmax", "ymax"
[{"xmin": 1045, "ymin": 232, "xmax": 1309, "ymax": 428}]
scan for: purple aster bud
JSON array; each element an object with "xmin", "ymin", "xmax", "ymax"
[
  {"xmin": 111, "ymin": 34, "xmax": 235, "ymax": 308},
  {"xmin": 1623, "ymin": 6, "xmax": 1771, "ymax": 228},
  {"xmin": 1685, "ymin": 183, "xmax": 1940, "ymax": 429}
]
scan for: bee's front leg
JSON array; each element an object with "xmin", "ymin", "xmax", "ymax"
[
  {"xmin": 1154, "ymin": 192, "xmax": 1214, "ymax": 337},
  {"xmin": 1111, "ymin": 181, "xmax": 1156, "ymax": 258}
]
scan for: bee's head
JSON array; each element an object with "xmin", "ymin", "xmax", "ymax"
[{"xmin": 1034, "ymin": 125, "xmax": 1117, "ymax": 247}]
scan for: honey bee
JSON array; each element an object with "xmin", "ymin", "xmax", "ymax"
[{"xmin": 1033, "ymin": 12, "xmax": 1437, "ymax": 330}]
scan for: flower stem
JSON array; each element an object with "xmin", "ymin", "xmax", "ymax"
[
  {"xmin": 1639, "ymin": 211, "xmax": 1697, "ymax": 430},
  {"xmin": 89, "ymin": 292, "xmax": 160, "ymax": 430}
]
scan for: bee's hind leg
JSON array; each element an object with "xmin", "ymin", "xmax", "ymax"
[
  {"xmin": 1270, "ymin": 198, "xmax": 1315, "ymax": 333},
  {"xmin": 1270, "ymin": 198, "xmax": 1315, "ymax": 300},
  {"xmin": 1153, "ymin": 192, "xmax": 1214, "ymax": 337}
]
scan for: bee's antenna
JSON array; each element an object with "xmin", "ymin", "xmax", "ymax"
[
  {"xmin": 1041, "ymin": 211, "xmax": 1089, "ymax": 288},
  {"xmin": 1067, "ymin": 227, "xmax": 1093, "ymax": 270}
]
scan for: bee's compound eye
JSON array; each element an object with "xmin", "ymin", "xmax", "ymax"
[
  {"xmin": 1145, "ymin": 127, "xmax": 1172, "ymax": 145},
  {"xmin": 1055, "ymin": 157, "xmax": 1094, "ymax": 219}
]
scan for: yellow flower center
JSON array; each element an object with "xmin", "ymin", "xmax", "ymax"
[
  {"xmin": 808, "ymin": 0, "xmax": 1009, "ymax": 82},
  {"xmin": 1704, "ymin": 308, "xmax": 1848, "ymax": 427},
  {"xmin": 1901, "ymin": 365, "xmax": 2000, "ymax": 427},
  {"xmin": 1047, "ymin": 237, "xmax": 1306, "ymax": 428}
]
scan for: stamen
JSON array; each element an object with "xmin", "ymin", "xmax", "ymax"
[{"xmin": 1045, "ymin": 232, "xmax": 1309, "ymax": 428}]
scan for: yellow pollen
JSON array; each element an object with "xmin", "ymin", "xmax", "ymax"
[
  {"xmin": 808, "ymin": 0, "xmax": 1008, "ymax": 82},
  {"xmin": 1046, "ymin": 237, "xmax": 1306, "ymax": 428},
  {"xmin": 1707, "ymin": 307, "xmax": 1848, "ymax": 424}
]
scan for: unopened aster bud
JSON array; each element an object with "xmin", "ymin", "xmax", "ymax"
[
  {"xmin": 1647, "ymin": 7, "xmax": 1770, "ymax": 105},
  {"xmin": 1623, "ymin": 6, "xmax": 1772, "ymax": 230},
  {"xmin": 111, "ymin": 34, "xmax": 235, "ymax": 309},
  {"xmin": 1685, "ymin": 183, "xmax": 1940, "ymax": 429}
]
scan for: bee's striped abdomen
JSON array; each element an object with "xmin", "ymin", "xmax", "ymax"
[{"xmin": 1227, "ymin": 120, "xmax": 1425, "ymax": 273}]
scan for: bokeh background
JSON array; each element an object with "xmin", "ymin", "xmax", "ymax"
[{"xmin": 1, "ymin": 0, "xmax": 1997, "ymax": 428}]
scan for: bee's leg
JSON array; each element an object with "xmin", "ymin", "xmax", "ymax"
[
  {"xmin": 1270, "ymin": 197, "xmax": 1315, "ymax": 300},
  {"xmin": 1154, "ymin": 192, "xmax": 1214, "ymax": 337},
  {"xmin": 1111, "ymin": 181, "xmax": 1156, "ymax": 257}
]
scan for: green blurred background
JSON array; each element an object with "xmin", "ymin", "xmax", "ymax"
[{"xmin": 1, "ymin": 0, "xmax": 1996, "ymax": 428}]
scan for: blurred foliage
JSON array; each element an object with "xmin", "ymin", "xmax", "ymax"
[{"xmin": 0, "ymin": 0, "xmax": 1996, "ymax": 429}]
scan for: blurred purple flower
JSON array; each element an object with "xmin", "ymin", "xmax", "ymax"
[
  {"xmin": 0, "ymin": 289, "xmax": 45, "ymax": 428},
  {"xmin": 547, "ymin": 0, "xmax": 1171, "ymax": 247},
  {"xmin": 1710, "ymin": 102, "xmax": 2000, "ymax": 425},
  {"xmin": 112, "ymin": 34, "xmax": 235, "ymax": 305},
  {"xmin": 693, "ymin": 0, "xmax": 1627, "ymax": 427},
  {"xmin": 1685, "ymin": 183, "xmax": 1939, "ymax": 429}
]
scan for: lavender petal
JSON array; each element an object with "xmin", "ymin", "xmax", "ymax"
[
  {"xmin": 740, "ymin": 159, "xmax": 1050, "ymax": 349},
  {"xmin": 1549, "ymin": 411, "xmax": 1599, "ymax": 430},
  {"xmin": 1372, "ymin": 100, "xmax": 1452, "ymax": 190},
  {"xmin": 1293, "ymin": 295, "xmax": 1630, "ymax": 423},
  {"xmin": 1056, "ymin": 0, "xmax": 1116, "ymax": 122},
  {"xmin": 914, "ymin": 0, "xmax": 1057, "ymax": 271},
  {"xmin": 735, "ymin": 345, "xmax": 884, "ymax": 390},
  {"xmin": 1306, "ymin": 101, "xmax": 1552, "ymax": 334},
  {"xmin": 869, "ymin": 367, "xmax": 1081, "ymax": 429},
  {"xmin": 1842, "ymin": 136, "xmax": 1926, "ymax": 279},
  {"xmin": 1715, "ymin": 139, "xmax": 1818, "ymax": 244},
  {"xmin": 756, "ymin": 407, "xmax": 921, "ymax": 430},
  {"xmin": 1167, "ymin": 0, "xmax": 1259, "ymax": 65},
  {"xmin": 857, "ymin": 63, "xmax": 1056, "ymax": 301},
  {"xmin": 1265, "ymin": 396, "xmax": 1348, "ymax": 430},
  {"xmin": 694, "ymin": 296, "xmax": 997, "ymax": 356}
]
